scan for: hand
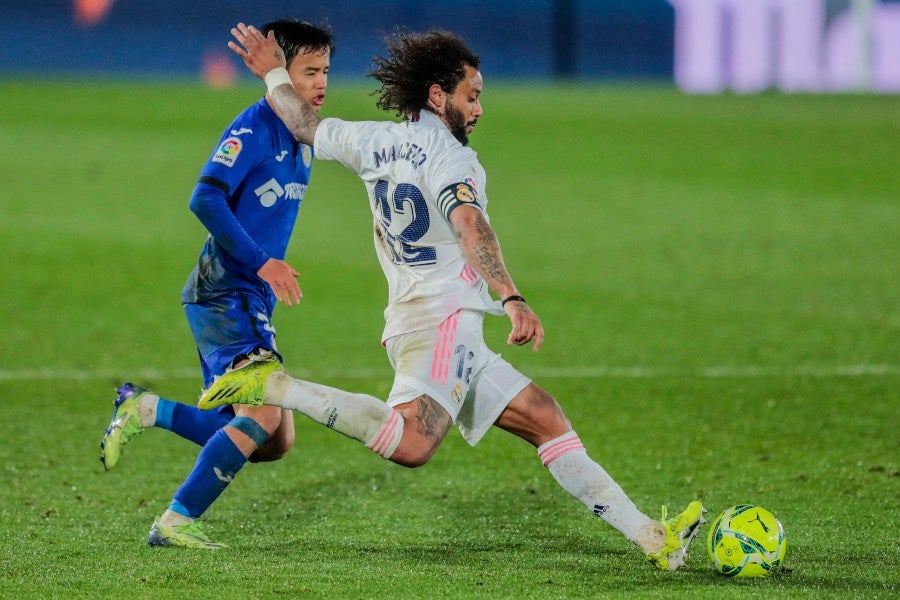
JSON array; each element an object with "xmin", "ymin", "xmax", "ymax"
[
  {"xmin": 504, "ymin": 301, "xmax": 544, "ymax": 351},
  {"xmin": 228, "ymin": 22, "xmax": 286, "ymax": 79},
  {"xmin": 258, "ymin": 258, "xmax": 302, "ymax": 306}
]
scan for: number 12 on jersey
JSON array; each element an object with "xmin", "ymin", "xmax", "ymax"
[{"xmin": 374, "ymin": 179, "xmax": 437, "ymax": 266}]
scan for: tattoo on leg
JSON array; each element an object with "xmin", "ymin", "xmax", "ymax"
[{"xmin": 413, "ymin": 395, "xmax": 451, "ymax": 440}]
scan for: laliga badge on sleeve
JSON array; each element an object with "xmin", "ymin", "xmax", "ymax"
[{"xmin": 213, "ymin": 137, "xmax": 243, "ymax": 167}]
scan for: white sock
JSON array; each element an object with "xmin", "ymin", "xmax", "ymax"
[
  {"xmin": 266, "ymin": 371, "xmax": 404, "ymax": 459},
  {"xmin": 159, "ymin": 509, "xmax": 192, "ymax": 527},
  {"xmin": 538, "ymin": 431, "xmax": 660, "ymax": 549},
  {"xmin": 138, "ymin": 393, "xmax": 160, "ymax": 428}
]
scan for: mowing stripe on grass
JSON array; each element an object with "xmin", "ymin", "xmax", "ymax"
[{"xmin": 0, "ymin": 364, "xmax": 896, "ymax": 382}]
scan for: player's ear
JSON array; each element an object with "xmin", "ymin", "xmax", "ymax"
[{"xmin": 427, "ymin": 83, "xmax": 445, "ymax": 112}]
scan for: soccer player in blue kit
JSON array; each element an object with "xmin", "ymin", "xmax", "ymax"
[{"xmin": 99, "ymin": 19, "xmax": 333, "ymax": 548}]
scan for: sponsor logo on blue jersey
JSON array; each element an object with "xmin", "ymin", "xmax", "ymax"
[
  {"xmin": 254, "ymin": 178, "xmax": 308, "ymax": 207},
  {"xmin": 254, "ymin": 178, "xmax": 284, "ymax": 207}
]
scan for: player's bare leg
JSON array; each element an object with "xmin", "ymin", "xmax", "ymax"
[
  {"xmin": 264, "ymin": 371, "xmax": 451, "ymax": 467},
  {"xmin": 495, "ymin": 383, "xmax": 683, "ymax": 563},
  {"xmin": 386, "ymin": 394, "xmax": 453, "ymax": 467},
  {"xmin": 199, "ymin": 356, "xmax": 456, "ymax": 467},
  {"xmin": 153, "ymin": 358, "xmax": 295, "ymax": 548},
  {"xmin": 247, "ymin": 407, "xmax": 295, "ymax": 462}
]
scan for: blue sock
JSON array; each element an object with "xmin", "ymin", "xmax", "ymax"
[
  {"xmin": 155, "ymin": 399, "xmax": 231, "ymax": 447},
  {"xmin": 170, "ymin": 429, "xmax": 247, "ymax": 519}
]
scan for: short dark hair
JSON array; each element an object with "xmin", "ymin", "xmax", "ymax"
[
  {"xmin": 368, "ymin": 30, "xmax": 480, "ymax": 118},
  {"xmin": 261, "ymin": 19, "xmax": 334, "ymax": 65}
]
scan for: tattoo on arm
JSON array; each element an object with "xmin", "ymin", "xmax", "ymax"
[{"xmin": 469, "ymin": 211, "xmax": 513, "ymax": 289}]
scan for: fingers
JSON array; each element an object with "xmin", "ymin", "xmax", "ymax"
[
  {"xmin": 287, "ymin": 281, "xmax": 302, "ymax": 305},
  {"xmin": 279, "ymin": 276, "xmax": 302, "ymax": 306},
  {"xmin": 236, "ymin": 22, "xmax": 253, "ymax": 38},
  {"xmin": 227, "ymin": 40, "xmax": 246, "ymax": 59},
  {"xmin": 229, "ymin": 23, "xmax": 264, "ymax": 53},
  {"xmin": 274, "ymin": 280, "xmax": 302, "ymax": 306},
  {"xmin": 258, "ymin": 259, "xmax": 302, "ymax": 306},
  {"xmin": 506, "ymin": 307, "xmax": 543, "ymax": 351},
  {"xmin": 531, "ymin": 324, "xmax": 544, "ymax": 352},
  {"xmin": 507, "ymin": 328, "xmax": 539, "ymax": 348}
]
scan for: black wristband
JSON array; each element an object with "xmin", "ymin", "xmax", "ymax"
[{"xmin": 501, "ymin": 294, "xmax": 526, "ymax": 307}]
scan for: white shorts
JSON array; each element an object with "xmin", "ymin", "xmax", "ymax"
[{"xmin": 384, "ymin": 309, "xmax": 531, "ymax": 446}]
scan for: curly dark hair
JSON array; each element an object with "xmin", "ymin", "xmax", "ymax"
[
  {"xmin": 262, "ymin": 19, "xmax": 335, "ymax": 65},
  {"xmin": 368, "ymin": 30, "xmax": 480, "ymax": 118}
]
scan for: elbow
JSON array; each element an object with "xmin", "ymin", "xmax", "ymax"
[
  {"xmin": 188, "ymin": 190, "xmax": 207, "ymax": 217},
  {"xmin": 189, "ymin": 185, "xmax": 221, "ymax": 219}
]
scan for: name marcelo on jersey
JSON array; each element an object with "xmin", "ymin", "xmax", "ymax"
[{"xmin": 373, "ymin": 142, "xmax": 427, "ymax": 170}]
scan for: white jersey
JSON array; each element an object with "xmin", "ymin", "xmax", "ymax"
[{"xmin": 314, "ymin": 111, "xmax": 502, "ymax": 341}]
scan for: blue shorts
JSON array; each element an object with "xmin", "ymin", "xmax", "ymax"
[{"xmin": 183, "ymin": 291, "xmax": 282, "ymax": 387}]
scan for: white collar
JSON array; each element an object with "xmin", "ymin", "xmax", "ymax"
[{"xmin": 411, "ymin": 110, "xmax": 446, "ymax": 130}]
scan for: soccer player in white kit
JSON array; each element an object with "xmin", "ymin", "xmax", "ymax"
[{"xmin": 204, "ymin": 23, "xmax": 705, "ymax": 570}]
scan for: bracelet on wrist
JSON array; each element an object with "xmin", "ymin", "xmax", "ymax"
[{"xmin": 501, "ymin": 294, "xmax": 526, "ymax": 307}]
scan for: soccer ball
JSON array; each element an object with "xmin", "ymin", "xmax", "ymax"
[{"xmin": 707, "ymin": 504, "xmax": 786, "ymax": 577}]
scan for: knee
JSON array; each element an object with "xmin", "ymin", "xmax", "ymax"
[
  {"xmin": 236, "ymin": 404, "xmax": 283, "ymax": 432},
  {"xmin": 249, "ymin": 441, "xmax": 291, "ymax": 462},
  {"xmin": 248, "ymin": 425, "xmax": 294, "ymax": 462},
  {"xmin": 242, "ymin": 408, "xmax": 296, "ymax": 462},
  {"xmin": 390, "ymin": 441, "xmax": 438, "ymax": 468},
  {"xmin": 231, "ymin": 406, "xmax": 288, "ymax": 459},
  {"xmin": 498, "ymin": 384, "xmax": 573, "ymax": 446},
  {"xmin": 393, "ymin": 454, "xmax": 431, "ymax": 469}
]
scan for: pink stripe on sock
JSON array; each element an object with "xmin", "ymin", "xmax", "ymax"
[
  {"xmin": 539, "ymin": 436, "xmax": 585, "ymax": 467},
  {"xmin": 367, "ymin": 410, "xmax": 400, "ymax": 456}
]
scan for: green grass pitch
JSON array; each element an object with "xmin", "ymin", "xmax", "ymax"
[{"xmin": 0, "ymin": 80, "xmax": 897, "ymax": 598}]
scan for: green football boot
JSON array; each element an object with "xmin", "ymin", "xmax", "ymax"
[
  {"xmin": 100, "ymin": 383, "xmax": 150, "ymax": 471},
  {"xmin": 646, "ymin": 500, "xmax": 706, "ymax": 571},
  {"xmin": 147, "ymin": 520, "xmax": 227, "ymax": 549},
  {"xmin": 197, "ymin": 354, "xmax": 283, "ymax": 410}
]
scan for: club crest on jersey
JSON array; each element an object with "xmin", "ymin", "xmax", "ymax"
[
  {"xmin": 455, "ymin": 182, "xmax": 476, "ymax": 204},
  {"xmin": 301, "ymin": 145, "xmax": 312, "ymax": 167},
  {"xmin": 451, "ymin": 383, "xmax": 464, "ymax": 405},
  {"xmin": 213, "ymin": 137, "xmax": 243, "ymax": 167}
]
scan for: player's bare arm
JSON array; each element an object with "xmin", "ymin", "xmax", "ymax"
[
  {"xmin": 228, "ymin": 23, "xmax": 320, "ymax": 147},
  {"xmin": 450, "ymin": 205, "xmax": 544, "ymax": 350}
]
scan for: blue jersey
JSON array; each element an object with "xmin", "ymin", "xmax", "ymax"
[{"xmin": 182, "ymin": 97, "xmax": 313, "ymax": 306}]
